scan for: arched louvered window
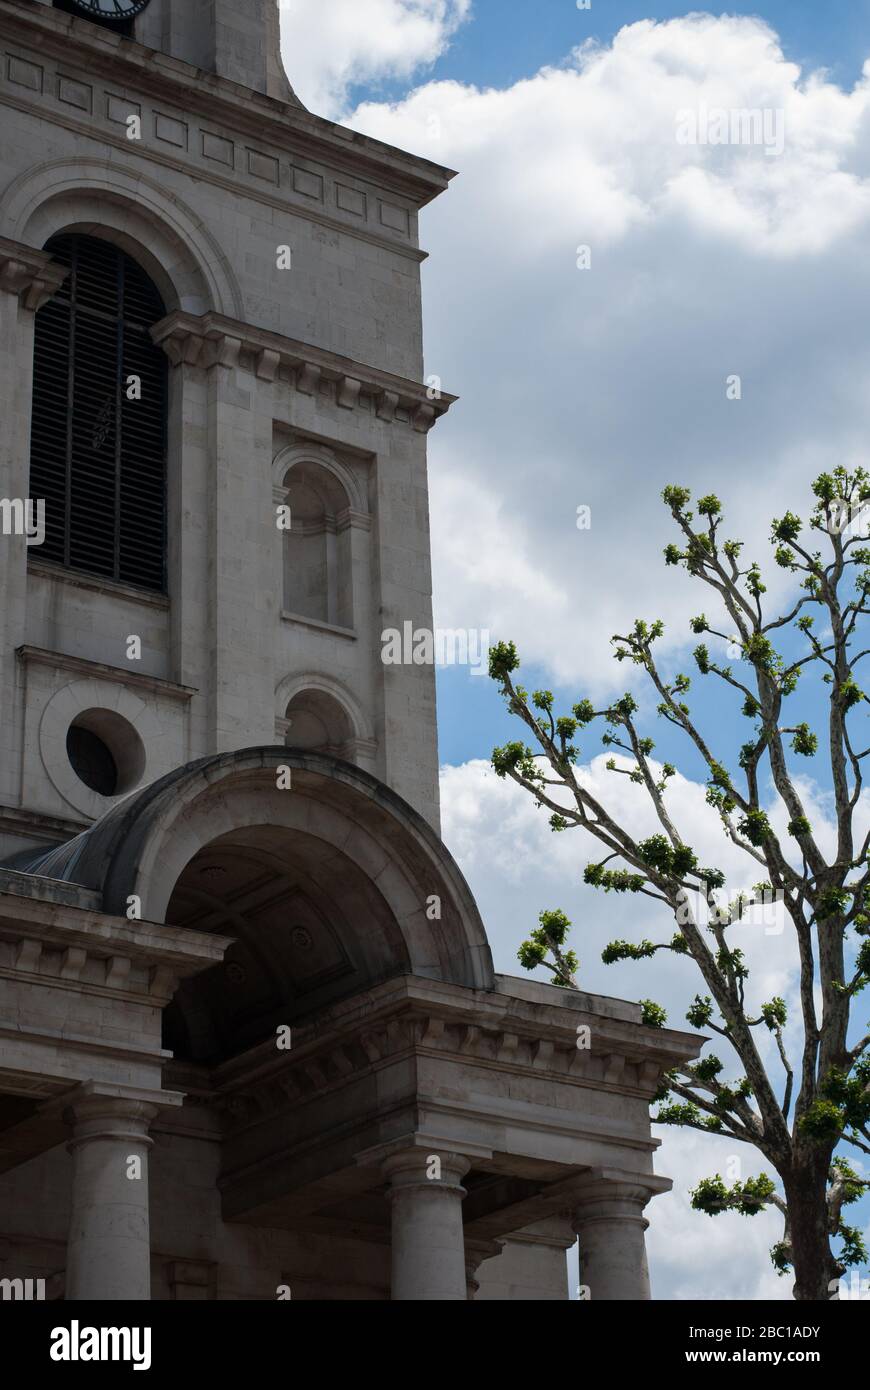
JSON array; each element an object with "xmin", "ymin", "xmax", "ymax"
[{"xmin": 29, "ymin": 233, "xmax": 168, "ymax": 592}]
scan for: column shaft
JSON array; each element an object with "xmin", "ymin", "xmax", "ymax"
[
  {"xmin": 65, "ymin": 1097, "xmax": 157, "ymax": 1302},
  {"xmin": 384, "ymin": 1150, "xmax": 470, "ymax": 1301},
  {"xmin": 573, "ymin": 1179, "xmax": 658, "ymax": 1301}
]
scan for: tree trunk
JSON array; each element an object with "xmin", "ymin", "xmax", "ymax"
[{"xmin": 785, "ymin": 1162, "xmax": 839, "ymax": 1301}]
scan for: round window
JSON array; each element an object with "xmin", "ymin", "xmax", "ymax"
[
  {"xmin": 66, "ymin": 709, "xmax": 146, "ymax": 797},
  {"xmin": 66, "ymin": 725, "xmax": 118, "ymax": 795}
]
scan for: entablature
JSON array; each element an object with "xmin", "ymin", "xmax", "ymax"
[{"xmin": 151, "ymin": 309, "xmax": 456, "ymax": 432}]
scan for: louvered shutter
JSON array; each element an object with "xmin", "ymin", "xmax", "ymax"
[{"xmin": 29, "ymin": 233, "xmax": 168, "ymax": 592}]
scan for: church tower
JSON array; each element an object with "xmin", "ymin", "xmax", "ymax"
[{"xmin": 0, "ymin": 0, "xmax": 453, "ymax": 859}]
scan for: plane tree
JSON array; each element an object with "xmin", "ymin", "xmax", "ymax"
[{"xmin": 490, "ymin": 468, "xmax": 870, "ymax": 1300}]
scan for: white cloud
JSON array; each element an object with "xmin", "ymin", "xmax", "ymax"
[
  {"xmin": 343, "ymin": 14, "xmax": 870, "ymax": 689},
  {"xmin": 279, "ymin": 0, "xmax": 470, "ymax": 117},
  {"xmin": 645, "ymin": 1128, "xmax": 789, "ymax": 1301},
  {"xmin": 567, "ymin": 1137, "xmax": 789, "ymax": 1299},
  {"xmin": 439, "ymin": 755, "xmax": 859, "ymax": 1298},
  {"xmin": 440, "ymin": 754, "xmax": 800, "ymax": 1017}
]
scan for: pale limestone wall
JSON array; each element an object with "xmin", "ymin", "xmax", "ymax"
[
  {"xmin": 0, "ymin": 0, "xmax": 446, "ymax": 846},
  {"xmin": 476, "ymin": 1222, "xmax": 572, "ymax": 1301},
  {"xmin": 27, "ymin": 567, "xmax": 172, "ymax": 684},
  {"xmin": 0, "ymin": 42, "xmax": 425, "ymax": 365},
  {"xmin": 136, "ymin": 0, "xmax": 296, "ymax": 104},
  {"xmin": 0, "ymin": 6, "xmax": 693, "ymax": 1307}
]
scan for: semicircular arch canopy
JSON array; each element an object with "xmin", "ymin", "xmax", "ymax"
[{"xmin": 20, "ymin": 750, "xmax": 494, "ymax": 1062}]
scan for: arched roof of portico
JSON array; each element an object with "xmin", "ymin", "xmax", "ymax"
[{"xmin": 16, "ymin": 748, "xmax": 495, "ymax": 993}]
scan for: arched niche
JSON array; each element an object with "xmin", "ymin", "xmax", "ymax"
[
  {"xmin": 283, "ymin": 687, "xmax": 353, "ymax": 756},
  {"xmin": 275, "ymin": 673, "xmax": 377, "ymax": 773},
  {"xmin": 273, "ymin": 443, "xmax": 369, "ymax": 632}
]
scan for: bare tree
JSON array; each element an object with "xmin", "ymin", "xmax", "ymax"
[{"xmin": 490, "ymin": 469, "xmax": 870, "ymax": 1300}]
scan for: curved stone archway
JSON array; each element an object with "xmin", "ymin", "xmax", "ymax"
[
  {"xmin": 0, "ymin": 157, "xmax": 243, "ymax": 316},
  {"xmin": 162, "ymin": 819, "xmax": 412, "ymax": 1061},
  {"xmin": 20, "ymin": 748, "xmax": 495, "ymax": 996},
  {"xmin": 272, "ymin": 442, "xmax": 367, "ymax": 516}
]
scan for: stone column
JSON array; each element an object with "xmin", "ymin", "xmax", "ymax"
[
  {"xmin": 382, "ymin": 1149, "xmax": 470, "ymax": 1301},
  {"xmin": 572, "ymin": 1171, "xmax": 668, "ymax": 1301},
  {"xmin": 64, "ymin": 1095, "xmax": 158, "ymax": 1302}
]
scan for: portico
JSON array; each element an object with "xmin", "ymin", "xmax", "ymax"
[{"xmin": 0, "ymin": 750, "xmax": 699, "ymax": 1300}]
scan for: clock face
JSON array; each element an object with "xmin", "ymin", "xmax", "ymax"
[{"xmin": 69, "ymin": 0, "xmax": 152, "ymax": 21}]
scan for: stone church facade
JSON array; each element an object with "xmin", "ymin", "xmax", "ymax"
[{"xmin": 0, "ymin": 0, "xmax": 698, "ymax": 1300}]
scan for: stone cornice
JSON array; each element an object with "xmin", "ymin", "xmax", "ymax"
[
  {"xmin": 0, "ymin": 234, "xmax": 68, "ymax": 310},
  {"xmin": 151, "ymin": 310, "xmax": 457, "ymax": 431},
  {"xmin": 0, "ymin": 94, "xmax": 428, "ymax": 267},
  {"xmin": 0, "ymin": 1, "xmax": 457, "ymax": 209},
  {"xmin": 203, "ymin": 974, "xmax": 701, "ymax": 1132},
  {"xmin": 16, "ymin": 644, "xmax": 197, "ymax": 702},
  {"xmin": 0, "ymin": 801, "xmax": 90, "ymax": 842},
  {"xmin": 0, "ymin": 884, "xmax": 233, "ymax": 974}
]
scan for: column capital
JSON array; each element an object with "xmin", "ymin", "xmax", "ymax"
[
  {"xmin": 571, "ymin": 1167, "xmax": 671, "ymax": 1226},
  {"xmin": 357, "ymin": 1134, "xmax": 491, "ymax": 1165},
  {"xmin": 464, "ymin": 1238, "xmax": 504, "ymax": 1298},
  {"xmin": 381, "ymin": 1147, "xmax": 471, "ymax": 1197},
  {"xmin": 63, "ymin": 1095, "xmax": 159, "ymax": 1152},
  {"xmin": 0, "ymin": 237, "xmax": 68, "ymax": 311},
  {"xmin": 64, "ymin": 1089, "xmax": 158, "ymax": 1301}
]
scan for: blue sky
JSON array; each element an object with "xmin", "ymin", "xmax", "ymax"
[
  {"xmin": 366, "ymin": 0, "xmax": 870, "ymax": 105},
  {"xmin": 446, "ymin": 0, "xmax": 870, "ymax": 90}
]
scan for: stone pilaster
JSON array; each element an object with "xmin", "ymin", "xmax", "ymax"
[
  {"xmin": 157, "ymin": 323, "xmax": 278, "ymax": 754},
  {"xmin": 137, "ymin": 0, "xmax": 299, "ymax": 102},
  {"xmin": 0, "ymin": 240, "xmax": 68, "ymax": 812}
]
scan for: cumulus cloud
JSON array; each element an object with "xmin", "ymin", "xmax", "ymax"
[
  {"xmin": 567, "ymin": 1136, "xmax": 790, "ymax": 1300},
  {"xmin": 280, "ymin": 0, "xmax": 470, "ymax": 117},
  {"xmin": 439, "ymin": 754, "xmax": 866, "ymax": 1298},
  {"xmin": 440, "ymin": 754, "xmax": 801, "ymax": 1029},
  {"xmin": 344, "ymin": 15, "xmax": 870, "ymax": 689},
  {"xmin": 645, "ymin": 1128, "xmax": 789, "ymax": 1301}
]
